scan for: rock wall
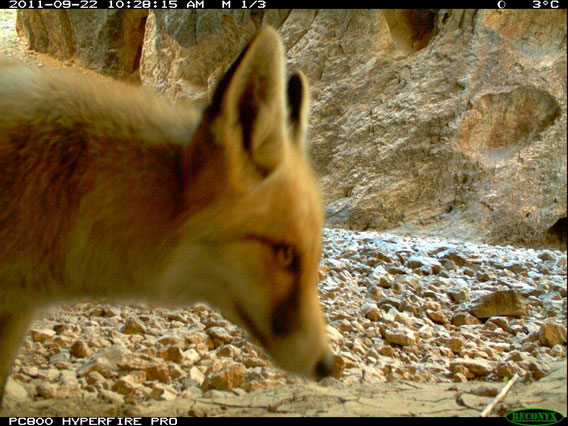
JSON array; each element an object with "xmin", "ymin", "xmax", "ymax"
[
  {"xmin": 15, "ymin": 10, "xmax": 567, "ymax": 249},
  {"xmin": 16, "ymin": 10, "xmax": 148, "ymax": 79}
]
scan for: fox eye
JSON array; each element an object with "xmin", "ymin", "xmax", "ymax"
[{"xmin": 274, "ymin": 244, "xmax": 299, "ymax": 272}]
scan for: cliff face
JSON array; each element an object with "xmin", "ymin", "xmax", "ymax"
[
  {"xmin": 16, "ymin": 10, "xmax": 148, "ymax": 79},
  {"xmin": 15, "ymin": 10, "xmax": 567, "ymax": 248}
]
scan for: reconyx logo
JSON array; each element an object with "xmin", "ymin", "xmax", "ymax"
[{"xmin": 505, "ymin": 409, "xmax": 565, "ymax": 426}]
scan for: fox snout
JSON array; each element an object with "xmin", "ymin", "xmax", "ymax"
[
  {"xmin": 267, "ymin": 307, "xmax": 335, "ymax": 380},
  {"xmin": 234, "ymin": 305, "xmax": 334, "ymax": 380},
  {"xmin": 229, "ymin": 272, "xmax": 333, "ymax": 379},
  {"xmin": 315, "ymin": 353, "xmax": 335, "ymax": 379}
]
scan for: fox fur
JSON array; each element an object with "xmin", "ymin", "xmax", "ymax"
[{"xmin": 0, "ymin": 27, "xmax": 332, "ymax": 404}]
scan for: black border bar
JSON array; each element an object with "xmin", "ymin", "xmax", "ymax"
[{"xmin": 3, "ymin": 1, "xmax": 568, "ymax": 9}]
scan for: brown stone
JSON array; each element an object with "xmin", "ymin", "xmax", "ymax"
[
  {"xmin": 539, "ymin": 321, "xmax": 567, "ymax": 347},
  {"xmin": 469, "ymin": 290, "xmax": 528, "ymax": 319},
  {"xmin": 202, "ymin": 363, "xmax": 245, "ymax": 391},
  {"xmin": 70, "ymin": 339, "xmax": 93, "ymax": 358},
  {"xmin": 450, "ymin": 358, "xmax": 493, "ymax": 376},
  {"xmin": 120, "ymin": 317, "xmax": 146, "ymax": 335},
  {"xmin": 160, "ymin": 346, "xmax": 185, "ymax": 364}
]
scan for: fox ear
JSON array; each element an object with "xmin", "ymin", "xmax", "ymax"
[
  {"xmin": 207, "ymin": 26, "xmax": 288, "ymax": 177},
  {"xmin": 286, "ymin": 71, "xmax": 310, "ymax": 151}
]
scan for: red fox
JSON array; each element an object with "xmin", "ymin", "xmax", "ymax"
[{"xmin": 0, "ymin": 26, "xmax": 333, "ymax": 403}]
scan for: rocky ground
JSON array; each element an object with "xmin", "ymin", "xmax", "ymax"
[
  {"xmin": 2, "ymin": 228, "xmax": 567, "ymax": 416},
  {"xmin": 1, "ymin": 11, "xmax": 567, "ymax": 417}
]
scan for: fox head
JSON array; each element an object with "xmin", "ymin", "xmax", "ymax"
[{"xmin": 161, "ymin": 27, "xmax": 333, "ymax": 379}]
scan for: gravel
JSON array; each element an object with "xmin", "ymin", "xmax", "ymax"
[{"xmin": 8, "ymin": 228, "xmax": 567, "ymax": 404}]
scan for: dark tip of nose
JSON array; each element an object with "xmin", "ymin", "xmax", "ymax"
[{"xmin": 315, "ymin": 353, "xmax": 335, "ymax": 380}]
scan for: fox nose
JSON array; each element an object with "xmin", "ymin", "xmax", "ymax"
[{"xmin": 314, "ymin": 352, "xmax": 335, "ymax": 380}]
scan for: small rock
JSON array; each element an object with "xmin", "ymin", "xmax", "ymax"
[
  {"xmin": 538, "ymin": 321, "xmax": 567, "ymax": 347},
  {"xmin": 30, "ymin": 329, "xmax": 56, "ymax": 343},
  {"xmin": 538, "ymin": 251, "xmax": 555, "ymax": 261},
  {"xmin": 383, "ymin": 327, "xmax": 417, "ymax": 346},
  {"xmin": 160, "ymin": 346, "xmax": 185, "ymax": 364},
  {"xmin": 120, "ymin": 317, "xmax": 146, "ymax": 334},
  {"xmin": 85, "ymin": 371, "xmax": 106, "ymax": 385},
  {"xmin": 453, "ymin": 372, "xmax": 468, "ymax": 383},
  {"xmin": 452, "ymin": 312, "xmax": 481, "ymax": 326},
  {"xmin": 366, "ymin": 285, "xmax": 383, "ymax": 301},
  {"xmin": 550, "ymin": 344, "xmax": 564, "ymax": 358},
  {"xmin": 4, "ymin": 378, "xmax": 30, "ymax": 401},
  {"xmin": 495, "ymin": 361, "xmax": 523, "ymax": 378},
  {"xmin": 487, "ymin": 317, "xmax": 510, "ymax": 332},
  {"xmin": 117, "ymin": 354, "xmax": 152, "ymax": 371},
  {"xmin": 36, "ymin": 368, "xmax": 60, "ymax": 382},
  {"xmin": 377, "ymin": 297, "xmax": 401, "ymax": 310},
  {"xmin": 326, "ymin": 325, "xmax": 344, "ymax": 344},
  {"xmin": 469, "ymin": 290, "xmax": 528, "ymax": 319},
  {"xmin": 145, "ymin": 363, "xmax": 171, "ymax": 384},
  {"xmin": 363, "ymin": 304, "xmax": 381, "ymax": 321},
  {"xmin": 36, "ymin": 383, "xmax": 58, "ymax": 399},
  {"xmin": 427, "ymin": 309, "xmax": 448, "ymax": 324},
  {"xmin": 380, "ymin": 345, "xmax": 396, "ymax": 357},
  {"xmin": 452, "ymin": 364, "xmax": 474, "ymax": 379},
  {"xmin": 215, "ymin": 344, "xmax": 242, "ymax": 359},
  {"xmin": 183, "ymin": 348, "xmax": 201, "ymax": 364},
  {"xmin": 448, "ymin": 289, "xmax": 469, "ymax": 303},
  {"xmin": 528, "ymin": 361, "xmax": 550, "ymax": 380},
  {"xmin": 377, "ymin": 274, "xmax": 394, "ymax": 288},
  {"xmin": 168, "ymin": 363, "xmax": 185, "ymax": 380},
  {"xmin": 186, "ymin": 331, "xmax": 209, "ymax": 346},
  {"xmin": 450, "ymin": 359, "xmax": 493, "ymax": 376},
  {"xmin": 206, "ymin": 327, "xmax": 233, "ymax": 346},
  {"xmin": 49, "ymin": 351, "xmax": 70, "ymax": 364},
  {"xmin": 76, "ymin": 358, "xmax": 112, "ymax": 378},
  {"xmin": 150, "ymin": 383, "xmax": 178, "ymax": 401},
  {"xmin": 202, "ymin": 363, "xmax": 245, "ymax": 391},
  {"xmin": 188, "ymin": 366, "xmax": 206, "ymax": 386},
  {"xmin": 112, "ymin": 375, "xmax": 143, "ymax": 396},
  {"xmin": 330, "ymin": 354, "xmax": 346, "ymax": 379},
  {"xmin": 53, "ymin": 323, "xmax": 76, "ymax": 335},
  {"xmin": 442, "ymin": 259, "xmax": 458, "ymax": 271},
  {"xmin": 157, "ymin": 335, "xmax": 187, "ymax": 349},
  {"xmin": 436, "ymin": 249, "xmax": 471, "ymax": 267},
  {"xmin": 447, "ymin": 337, "xmax": 465, "ymax": 353},
  {"xmin": 386, "ymin": 266, "xmax": 408, "ymax": 275},
  {"xmin": 504, "ymin": 261, "xmax": 528, "ymax": 275},
  {"xmin": 470, "ymin": 384, "xmax": 499, "ymax": 397},
  {"xmin": 406, "ymin": 255, "xmax": 442, "ymax": 274},
  {"xmin": 21, "ymin": 366, "xmax": 39, "ymax": 378},
  {"xmin": 70, "ymin": 339, "xmax": 93, "ymax": 358}
]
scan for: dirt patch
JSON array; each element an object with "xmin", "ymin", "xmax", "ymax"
[{"xmin": 2, "ymin": 361, "xmax": 566, "ymax": 417}]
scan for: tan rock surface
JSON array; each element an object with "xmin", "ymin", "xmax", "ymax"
[{"xmin": 13, "ymin": 9, "xmax": 567, "ymax": 248}]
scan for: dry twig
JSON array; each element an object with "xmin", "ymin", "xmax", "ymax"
[{"xmin": 480, "ymin": 373, "xmax": 520, "ymax": 417}]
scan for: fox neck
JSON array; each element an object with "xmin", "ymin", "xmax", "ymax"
[{"xmin": 63, "ymin": 141, "xmax": 193, "ymax": 303}]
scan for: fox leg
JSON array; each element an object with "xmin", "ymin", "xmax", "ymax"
[{"xmin": 0, "ymin": 310, "xmax": 33, "ymax": 407}]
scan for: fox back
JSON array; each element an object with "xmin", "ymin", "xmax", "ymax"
[{"xmin": 0, "ymin": 27, "xmax": 333, "ymax": 404}]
